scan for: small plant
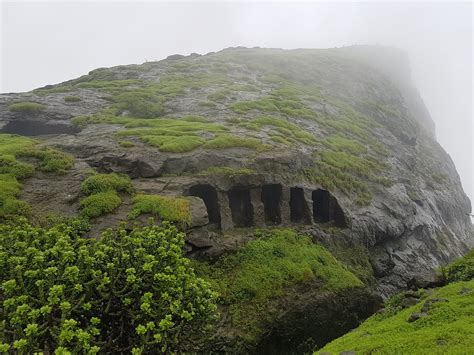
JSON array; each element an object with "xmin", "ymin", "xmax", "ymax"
[
  {"xmin": 80, "ymin": 191, "xmax": 122, "ymax": 218},
  {"xmin": 8, "ymin": 101, "xmax": 45, "ymax": 113},
  {"xmin": 204, "ymin": 134, "xmax": 270, "ymax": 151},
  {"xmin": 81, "ymin": 173, "xmax": 133, "ymax": 195},
  {"xmin": 119, "ymin": 140, "xmax": 135, "ymax": 148}
]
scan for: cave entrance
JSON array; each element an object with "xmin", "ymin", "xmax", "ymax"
[
  {"xmin": 290, "ymin": 187, "xmax": 309, "ymax": 223},
  {"xmin": 188, "ymin": 184, "xmax": 221, "ymax": 227},
  {"xmin": 312, "ymin": 189, "xmax": 346, "ymax": 227},
  {"xmin": 261, "ymin": 184, "xmax": 282, "ymax": 225},
  {"xmin": 228, "ymin": 188, "xmax": 254, "ymax": 228}
]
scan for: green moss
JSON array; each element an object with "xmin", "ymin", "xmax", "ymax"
[
  {"xmin": 64, "ymin": 96, "xmax": 81, "ymax": 102},
  {"xmin": 119, "ymin": 140, "xmax": 135, "ymax": 148},
  {"xmin": 204, "ymin": 134, "xmax": 270, "ymax": 151},
  {"xmin": 9, "ymin": 101, "xmax": 45, "ymax": 113},
  {"xmin": 324, "ymin": 135, "xmax": 367, "ymax": 155},
  {"xmin": 80, "ymin": 191, "xmax": 122, "ymax": 218},
  {"xmin": 199, "ymin": 166, "xmax": 256, "ymax": 175},
  {"xmin": 81, "ymin": 173, "xmax": 133, "ymax": 195},
  {"xmin": 320, "ymin": 279, "xmax": 474, "ymax": 354},
  {"xmin": 128, "ymin": 194, "xmax": 191, "ymax": 224},
  {"xmin": 142, "ymin": 135, "xmax": 205, "ymax": 153},
  {"xmin": 194, "ymin": 229, "xmax": 362, "ymax": 343}
]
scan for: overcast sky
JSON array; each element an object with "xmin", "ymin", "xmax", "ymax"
[{"xmin": 1, "ymin": 1, "xmax": 472, "ymax": 205}]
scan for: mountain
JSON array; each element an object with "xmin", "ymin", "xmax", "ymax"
[{"xmin": 0, "ymin": 46, "xmax": 472, "ymax": 351}]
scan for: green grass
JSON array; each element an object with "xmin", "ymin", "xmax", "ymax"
[
  {"xmin": 141, "ymin": 135, "xmax": 205, "ymax": 153},
  {"xmin": 118, "ymin": 140, "xmax": 135, "ymax": 148},
  {"xmin": 81, "ymin": 173, "xmax": 133, "ymax": 195},
  {"xmin": 445, "ymin": 249, "xmax": 474, "ymax": 282},
  {"xmin": 319, "ymin": 279, "xmax": 474, "ymax": 354},
  {"xmin": 80, "ymin": 191, "xmax": 122, "ymax": 218},
  {"xmin": 198, "ymin": 166, "xmax": 255, "ymax": 175},
  {"xmin": 324, "ymin": 135, "xmax": 368, "ymax": 155},
  {"xmin": 128, "ymin": 194, "xmax": 191, "ymax": 224},
  {"xmin": 64, "ymin": 96, "xmax": 81, "ymax": 102},
  {"xmin": 0, "ymin": 134, "xmax": 73, "ymax": 219},
  {"xmin": 194, "ymin": 229, "xmax": 362, "ymax": 343},
  {"xmin": 8, "ymin": 101, "xmax": 45, "ymax": 113},
  {"xmin": 203, "ymin": 134, "xmax": 270, "ymax": 151}
]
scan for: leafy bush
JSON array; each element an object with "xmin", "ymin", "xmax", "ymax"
[
  {"xmin": 81, "ymin": 173, "xmax": 133, "ymax": 195},
  {"xmin": 79, "ymin": 191, "xmax": 122, "ymax": 218},
  {"xmin": 129, "ymin": 194, "xmax": 191, "ymax": 224},
  {"xmin": 64, "ymin": 96, "xmax": 81, "ymax": 102},
  {"xmin": 0, "ymin": 219, "xmax": 217, "ymax": 353},
  {"xmin": 446, "ymin": 249, "xmax": 474, "ymax": 282},
  {"xmin": 8, "ymin": 101, "xmax": 45, "ymax": 113}
]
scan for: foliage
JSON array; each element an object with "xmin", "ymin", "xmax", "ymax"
[
  {"xmin": 193, "ymin": 229, "xmax": 362, "ymax": 343},
  {"xmin": 119, "ymin": 140, "xmax": 135, "ymax": 148},
  {"xmin": 129, "ymin": 194, "xmax": 191, "ymax": 224},
  {"xmin": 79, "ymin": 191, "xmax": 122, "ymax": 218},
  {"xmin": 0, "ymin": 219, "xmax": 217, "ymax": 353},
  {"xmin": 142, "ymin": 135, "xmax": 205, "ymax": 153},
  {"xmin": 0, "ymin": 134, "xmax": 73, "ymax": 219},
  {"xmin": 8, "ymin": 101, "xmax": 45, "ymax": 113},
  {"xmin": 81, "ymin": 173, "xmax": 133, "ymax": 195},
  {"xmin": 64, "ymin": 96, "xmax": 82, "ymax": 103},
  {"xmin": 203, "ymin": 134, "xmax": 270, "ymax": 151},
  {"xmin": 319, "ymin": 279, "xmax": 474, "ymax": 354},
  {"xmin": 445, "ymin": 249, "xmax": 474, "ymax": 282},
  {"xmin": 198, "ymin": 166, "xmax": 255, "ymax": 175}
]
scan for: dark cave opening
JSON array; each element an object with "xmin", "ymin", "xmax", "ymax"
[
  {"xmin": 261, "ymin": 184, "xmax": 282, "ymax": 225},
  {"xmin": 290, "ymin": 187, "xmax": 309, "ymax": 223},
  {"xmin": 312, "ymin": 189, "xmax": 346, "ymax": 227},
  {"xmin": 228, "ymin": 187, "xmax": 254, "ymax": 228},
  {"xmin": 188, "ymin": 184, "xmax": 221, "ymax": 226},
  {"xmin": 0, "ymin": 120, "xmax": 78, "ymax": 136}
]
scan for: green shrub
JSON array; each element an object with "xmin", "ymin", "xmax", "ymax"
[
  {"xmin": 113, "ymin": 92, "xmax": 164, "ymax": 118},
  {"xmin": 142, "ymin": 135, "xmax": 205, "ymax": 153},
  {"xmin": 8, "ymin": 101, "xmax": 45, "ymax": 113},
  {"xmin": 446, "ymin": 249, "xmax": 474, "ymax": 282},
  {"xmin": 20, "ymin": 148, "xmax": 74, "ymax": 174},
  {"xmin": 0, "ymin": 219, "xmax": 217, "ymax": 353},
  {"xmin": 81, "ymin": 173, "xmax": 133, "ymax": 195},
  {"xmin": 80, "ymin": 191, "xmax": 122, "ymax": 218},
  {"xmin": 129, "ymin": 194, "xmax": 191, "ymax": 224},
  {"xmin": 64, "ymin": 96, "xmax": 81, "ymax": 102}
]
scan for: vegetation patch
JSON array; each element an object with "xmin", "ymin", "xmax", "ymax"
[
  {"xmin": 204, "ymin": 134, "xmax": 270, "ymax": 151},
  {"xmin": 80, "ymin": 191, "xmax": 122, "ymax": 219},
  {"xmin": 193, "ymin": 229, "xmax": 362, "ymax": 343},
  {"xmin": 198, "ymin": 166, "xmax": 255, "ymax": 175},
  {"xmin": 8, "ymin": 101, "xmax": 45, "ymax": 113},
  {"xmin": 64, "ymin": 96, "xmax": 82, "ymax": 102},
  {"xmin": 129, "ymin": 194, "xmax": 191, "ymax": 224},
  {"xmin": 0, "ymin": 134, "xmax": 73, "ymax": 219},
  {"xmin": 81, "ymin": 173, "xmax": 133, "ymax": 195},
  {"xmin": 0, "ymin": 219, "xmax": 217, "ymax": 354}
]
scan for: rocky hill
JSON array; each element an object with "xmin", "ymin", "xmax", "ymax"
[{"xmin": 0, "ymin": 45, "xmax": 472, "ymax": 351}]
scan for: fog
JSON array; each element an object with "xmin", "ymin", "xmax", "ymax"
[{"xmin": 1, "ymin": 1, "xmax": 472, "ymax": 205}]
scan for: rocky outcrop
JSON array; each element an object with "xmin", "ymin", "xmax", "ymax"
[{"xmin": 0, "ymin": 45, "xmax": 472, "ymax": 301}]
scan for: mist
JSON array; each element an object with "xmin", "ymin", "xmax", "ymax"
[{"xmin": 1, "ymin": 1, "xmax": 472, "ymax": 205}]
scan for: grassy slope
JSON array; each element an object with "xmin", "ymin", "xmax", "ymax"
[
  {"xmin": 193, "ymin": 229, "xmax": 363, "ymax": 345},
  {"xmin": 320, "ymin": 251, "xmax": 474, "ymax": 354}
]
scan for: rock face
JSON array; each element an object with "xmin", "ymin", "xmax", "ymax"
[{"xmin": 0, "ymin": 45, "xmax": 472, "ymax": 299}]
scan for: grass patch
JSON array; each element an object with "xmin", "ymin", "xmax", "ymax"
[
  {"xmin": 319, "ymin": 279, "xmax": 474, "ymax": 354},
  {"xmin": 204, "ymin": 134, "xmax": 270, "ymax": 151},
  {"xmin": 80, "ymin": 191, "xmax": 122, "ymax": 218},
  {"xmin": 119, "ymin": 140, "xmax": 135, "ymax": 148},
  {"xmin": 81, "ymin": 173, "xmax": 133, "ymax": 195},
  {"xmin": 8, "ymin": 101, "xmax": 45, "ymax": 113},
  {"xmin": 199, "ymin": 166, "xmax": 255, "ymax": 175},
  {"xmin": 128, "ymin": 194, "xmax": 191, "ymax": 224},
  {"xmin": 142, "ymin": 135, "xmax": 205, "ymax": 153},
  {"xmin": 194, "ymin": 229, "xmax": 362, "ymax": 343},
  {"xmin": 64, "ymin": 96, "xmax": 81, "ymax": 102},
  {"xmin": 0, "ymin": 134, "xmax": 73, "ymax": 219}
]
